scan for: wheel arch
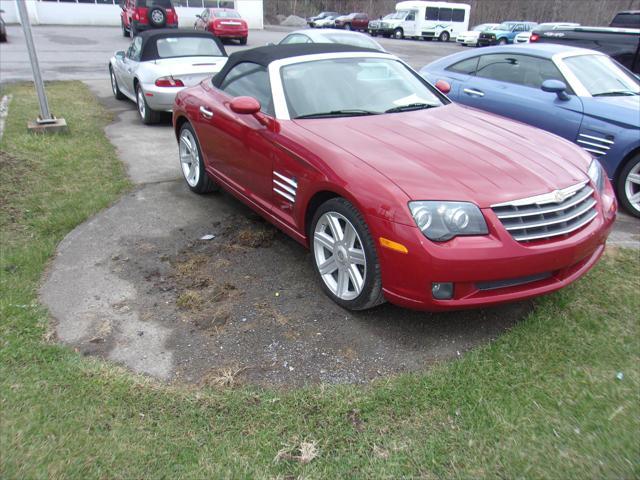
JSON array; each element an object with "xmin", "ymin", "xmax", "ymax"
[
  {"xmin": 614, "ymin": 144, "xmax": 640, "ymax": 182},
  {"xmin": 304, "ymin": 190, "xmax": 342, "ymax": 238},
  {"xmin": 174, "ymin": 114, "xmax": 190, "ymax": 141}
]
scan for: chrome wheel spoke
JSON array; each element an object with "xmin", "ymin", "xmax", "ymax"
[
  {"xmin": 318, "ymin": 256, "xmax": 338, "ymax": 275},
  {"xmin": 628, "ymin": 173, "xmax": 640, "ymax": 185},
  {"xmin": 629, "ymin": 191, "xmax": 640, "ymax": 203},
  {"xmin": 336, "ymin": 268, "xmax": 349, "ymax": 297},
  {"xmin": 348, "ymin": 264, "xmax": 364, "ymax": 294},
  {"xmin": 314, "ymin": 231, "xmax": 335, "ymax": 252},
  {"xmin": 327, "ymin": 215, "xmax": 344, "ymax": 242},
  {"xmin": 348, "ymin": 248, "xmax": 366, "ymax": 265}
]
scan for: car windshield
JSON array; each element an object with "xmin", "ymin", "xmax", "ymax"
[
  {"xmin": 281, "ymin": 57, "xmax": 444, "ymax": 119},
  {"xmin": 213, "ymin": 10, "xmax": 241, "ymax": 19},
  {"xmin": 156, "ymin": 37, "xmax": 224, "ymax": 58},
  {"xmin": 321, "ymin": 33, "xmax": 382, "ymax": 50},
  {"xmin": 389, "ymin": 11, "xmax": 408, "ymax": 19},
  {"xmin": 564, "ymin": 54, "xmax": 640, "ymax": 96},
  {"xmin": 496, "ymin": 22, "xmax": 516, "ymax": 31},
  {"xmin": 474, "ymin": 24, "xmax": 495, "ymax": 31}
]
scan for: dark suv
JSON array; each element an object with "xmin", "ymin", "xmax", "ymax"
[{"xmin": 121, "ymin": 0, "xmax": 179, "ymax": 37}]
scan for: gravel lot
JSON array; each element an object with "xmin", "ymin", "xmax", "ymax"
[{"xmin": 1, "ymin": 24, "xmax": 635, "ymax": 386}]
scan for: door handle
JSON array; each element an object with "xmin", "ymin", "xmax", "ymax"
[
  {"xmin": 463, "ymin": 88, "xmax": 485, "ymax": 97},
  {"xmin": 199, "ymin": 106, "xmax": 214, "ymax": 119}
]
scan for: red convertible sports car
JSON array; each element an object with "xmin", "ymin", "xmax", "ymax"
[{"xmin": 172, "ymin": 44, "xmax": 617, "ymax": 311}]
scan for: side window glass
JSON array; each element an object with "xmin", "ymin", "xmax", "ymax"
[
  {"xmin": 128, "ymin": 37, "xmax": 142, "ymax": 61},
  {"xmin": 452, "ymin": 9, "xmax": 465, "ymax": 22},
  {"xmin": 425, "ymin": 7, "xmax": 438, "ymax": 20},
  {"xmin": 221, "ymin": 63, "xmax": 274, "ymax": 116},
  {"xmin": 446, "ymin": 56, "xmax": 479, "ymax": 75},
  {"xmin": 406, "ymin": 11, "xmax": 415, "ymax": 21},
  {"xmin": 476, "ymin": 54, "xmax": 567, "ymax": 90},
  {"xmin": 438, "ymin": 8, "xmax": 452, "ymax": 22},
  {"xmin": 281, "ymin": 34, "xmax": 309, "ymax": 44}
]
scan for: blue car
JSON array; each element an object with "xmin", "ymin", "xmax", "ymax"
[
  {"xmin": 477, "ymin": 21, "xmax": 538, "ymax": 46},
  {"xmin": 421, "ymin": 43, "xmax": 640, "ymax": 216}
]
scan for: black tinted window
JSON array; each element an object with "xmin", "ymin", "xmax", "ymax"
[
  {"xmin": 476, "ymin": 54, "xmax": 566, "ymax": 89},
  {"xmin": 221, "ymin": 63, "xmax": 274, "ymax": 116},
  {"xmin": 612, "ymin": 12, "xmax": 640, "ymax": 26},
  {"xmin": 426, "ymin": 7, "xmax": 438, "ymax": 20},
  {"xmin": 447, "ymin": 56, "xmax": 479, "ymax": 74},
  {"xmin": 452, "ymin": 9, "xmax": 465, "ymax": 22},
  {"xmin": 137, "ymin": 0, "xmax": 173, "ymax": 7},
  {"xmin": 438, "ymin": 8, "xmax": 452, "ymax": 21}
]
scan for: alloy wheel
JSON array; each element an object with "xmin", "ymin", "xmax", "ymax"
[
  {"xmin": 625, "ymin": 161, "xmax": 640, "ymax": 214},
  {"xmin": 110, "ymin": 70, "xmax": 117, "ymax": 96},
  {"xmin": 151, "ymin": 10, "xmax": 165, "ymax": 24},
  {"xmin": 313, "ymin": 212, "xmax": 367, "ymax": 301},
  {"xmin": 179, "ymin": 128, "xmax": 201, "ymax": 187},
  {"xmin": 137, "ymin": 87, "xmax": 146, "ymax": 120}
]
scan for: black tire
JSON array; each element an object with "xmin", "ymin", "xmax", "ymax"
[
  {"xmin": 310, "ymin": 198, "xmax": 385, "ymax": 311},
  {"xmin": 109, "ymin": 66, "xmax": 126, "ymax": 101},
  {"xmin": 393, "ymin": 28, "xmax": 403, "ymax": 39},
  {"xmin": 370, "ymin": 32, "xmax": 378, "ymax": 37},
  {"xmin": 178, "ymin": 122, "xmax": 218, "ymax": 194},
  {"xmin": 239, "ymin": 37, "xmax": 247, "ymax": 45},
  {"xmin": 131, "ymin": 23, "xmax": 138, "ymax": 37},
  {"xmin": 135, "ymin": 83, "xmax": 161, "ymax": 125},
  {"xmin": 498, "ymin": 37, "xmax": 508, "ymax": 45},
  {"xmin": 616, "ymin": 154, "xmax": 640, "ymax": 217},
  {"xmin": 439, "ymin": 31, "xmax": 450, "ymax": 42},
  {"xmin": 0, "ymin": 33, "xmax": 6, "ymax": 43},
  {"xmin": 121, "ymin": 19, "xmax": 129, "ymax": 37},
  {"xmin": 148, "ymin": 7, "xmax": 167, "ymax": 28}
]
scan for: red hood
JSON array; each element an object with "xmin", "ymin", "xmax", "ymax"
[{"xmin": 294, "ymin": 104, "xmax": 592, "ymax": 208}]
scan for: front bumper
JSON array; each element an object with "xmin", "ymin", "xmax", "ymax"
[
  {"xmin": 478, "ymin": 37, "xmax": 498, "ymax": 46},
  {"xmin": 368, "ymin": 187, "xmax": 617, "ymax": 311},
  {"xmin": 456, "ymin": 36, "xmax": 479, "ymax": 45}
]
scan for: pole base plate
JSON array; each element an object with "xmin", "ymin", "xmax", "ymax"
[{"xmin": 28, "ymin": 117, "xmax": 68, "ymax": 134}]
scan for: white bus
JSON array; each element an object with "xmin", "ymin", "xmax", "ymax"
[{"xmin": 395, "ymin": 1, "xmax": 470, "ymax": 41}]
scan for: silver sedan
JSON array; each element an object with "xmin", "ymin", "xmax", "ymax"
[
  {"xmin": 109, "ymin": 29, "xmax": 228, "ymax": 124},
  {"xmin": 278, "ymin": 29, "xmax": 386, "ymax": 52}
]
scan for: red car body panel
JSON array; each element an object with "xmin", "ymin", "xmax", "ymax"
[
  {"xmin": 173, "ymin": 82, "xmax": 617, "ymax": 311},
  {"xmin": 194, "ymin": 8, "xmax": 248, "ymax": 40}
]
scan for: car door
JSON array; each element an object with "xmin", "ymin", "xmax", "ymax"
[
  {"xmin": 196, "ymin": 62, "xmax": 276, "ymax": 211},
  {"xmin": 119, "ymin": 35, "xmax": 142, "ymax": 97},
  {"xmin": 456, "ymin": 53, "xmax": 584, "ymax": 141},
  {"xmin": 195, "ymin": 9, "xmax": 208, "ymax": 30},
  {"xmin": 402, "ymin": 9, "xmax": 418, "ymax": 36}
]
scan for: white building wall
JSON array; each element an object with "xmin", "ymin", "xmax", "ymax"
[{"xmin": 0, "ymin": 0, "xmax": 263, "ymax": 29}]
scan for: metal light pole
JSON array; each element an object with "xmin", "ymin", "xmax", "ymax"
[{"xmin": 16, "ymin": 0, "xmax": 66, "ymax": 132}]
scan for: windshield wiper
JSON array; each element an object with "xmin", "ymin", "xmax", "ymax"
[
  {"xmin": 592, "ymin": 91, "xmax": 639, "ymax": 97},
  {"xmin": 295, "ymin": 109, "xmax": 380, "ymax": 119},
  {"xmin": 385, "ymin": 103, "xmax": 438, "ymax": 113}
]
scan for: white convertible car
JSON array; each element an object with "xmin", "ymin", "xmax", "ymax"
[{"xmin": 109, "ymin": 29, "xmax": 228, "ymax": 124}]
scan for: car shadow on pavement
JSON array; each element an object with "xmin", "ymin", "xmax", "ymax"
[{"xmin": 104, "ymin": 187, "xmax": 534, "ymax": 387}]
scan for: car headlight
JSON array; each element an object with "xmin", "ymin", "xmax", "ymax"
[
  {"xmin": 409, "ymin": 201, "xmax": 489, "ymax": 242},
  {"xmin": 588, "ymin": 159, "xmax": 605, "ymax": 194}
]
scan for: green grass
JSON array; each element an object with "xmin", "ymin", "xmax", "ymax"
[{"xmin": 1, "ymin": 82, "xmax": 639, "ymax": 479}]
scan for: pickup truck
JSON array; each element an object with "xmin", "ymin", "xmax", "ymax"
[{"xmin": 530, "ymin": 26, "xmax": 640, "ymax": 73}]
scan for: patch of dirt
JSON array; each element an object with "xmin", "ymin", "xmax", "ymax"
[
  {"xmin": 0, "ymin": 151, "xmax": 29, "ymax": 230},
  {"xmin": 112, "ymin": 209, "xmax": 533, "ymax": 387}
]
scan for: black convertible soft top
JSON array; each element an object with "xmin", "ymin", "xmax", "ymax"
[
  {"xmin": 138, "ymin": 29, "xmax": 227, "ymax": 62},
  {"xmin": 212, "ymin": 43, "xmax": 384, "ymax": 87}
]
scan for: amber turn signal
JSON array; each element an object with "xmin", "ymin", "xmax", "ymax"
[{"xmin": 379, "ymin": 237, "xmax": 409, "ymax": 254}]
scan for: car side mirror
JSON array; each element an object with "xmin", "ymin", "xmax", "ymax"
[
  {"xmin": 196, "ymin": 14, "xmax": 202, "ymax": 19},
  {"xmin": 266, "ymin": 42, "xmax": 275, "ymax": 46},
  {"xmin": 541, "ymin": 79, "xmax": 569, "ymax": 101},
  {"xmin": 115, "ymin": 50, "xmax": 126, "ymax": 60},
  {"xmin": 435, "ymin": 79, "xmax": 451, "ymax": 94},
  {"xmin": 230, "ymin": 96, "xmax": 261, "ymax": 115}
]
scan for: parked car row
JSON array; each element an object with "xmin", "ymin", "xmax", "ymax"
[{"xmin": 107, "ymin": 24, "xmax": 636, "ymax": 313}]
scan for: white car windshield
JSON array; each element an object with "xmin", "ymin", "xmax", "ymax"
[
  {"xmin": 564, "ymin": 55, "xmax": 640, "ymax": 97},
  {"xmin": 156, "ymin": 37, "xmax": 225, "ymax": 58},
  {"xmin": 321, "ymin": 33, "xmax": 383, "ymax": 50},
  {"xmin": 389, "ymin": 11, "xmax": 408, "ymax": 19},
  {"xmin": 496, "ymin": 23, "xmax": 516, "ymax": 31},
  {"xmin": 281, "ymin": 57, "xmax": 444, "ymax": 119},
  {"xmin": 474, "ymin": 24, "xmax": 496, "ymax": 31}
]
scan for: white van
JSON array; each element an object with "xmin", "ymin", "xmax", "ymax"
[{"xmin": 395, "ymin": 1, "xmax": 470, "ymax": 41}]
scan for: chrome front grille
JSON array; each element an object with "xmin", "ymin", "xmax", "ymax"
[
  {"xmin": 492, "ymin": 182, "xmax": 598, "ymax": 242},
  {"xmin": 576, "ymin": 133, "xmax": 614, "ymax": 157}
]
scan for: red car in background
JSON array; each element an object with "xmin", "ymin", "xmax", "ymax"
[
  {"xmin": 172, "ymin": 44, "xmax": 616, "ymax": 312},
  {"xmin": 333, "ymin": 13, "xmax": 370, "ymax": 31},
  {"xmin": 121, "ymin": 0, "xmax": 178, "ymax": 37},
  {"xmin": 194, "ymin": 8, "xmax": 248, "ymax": 45}
]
